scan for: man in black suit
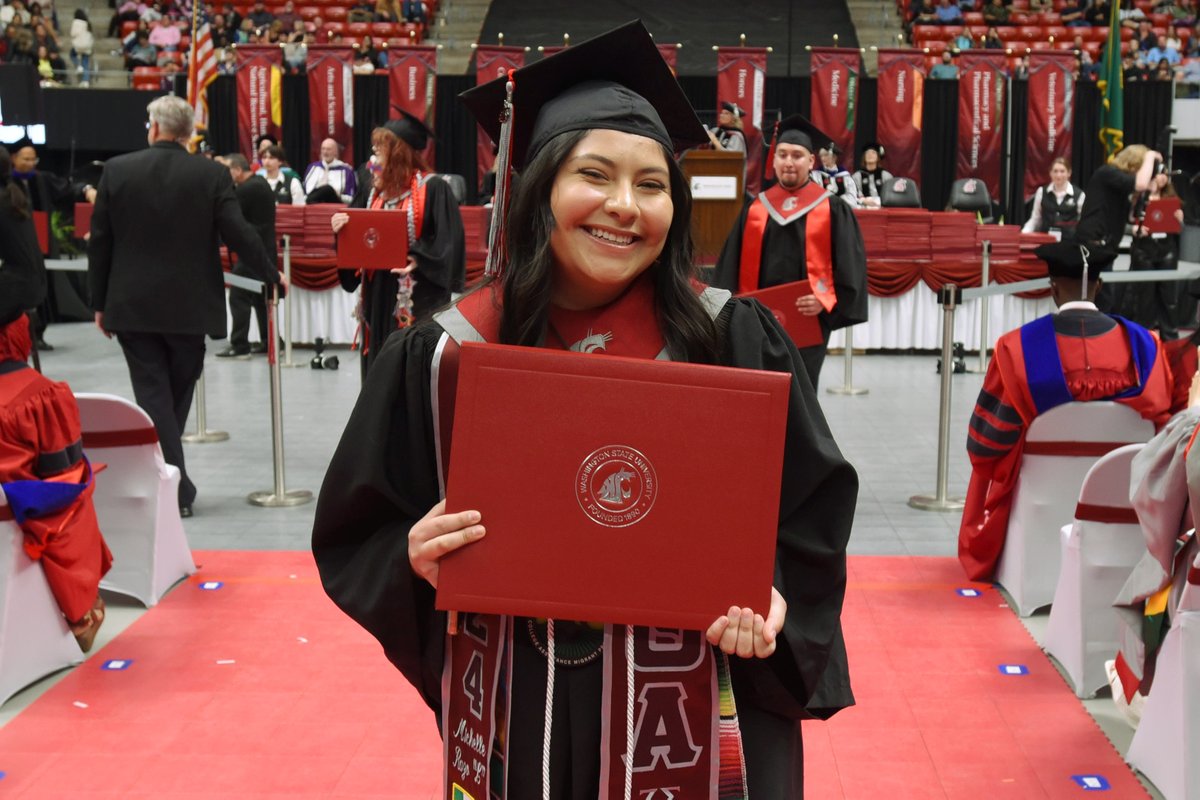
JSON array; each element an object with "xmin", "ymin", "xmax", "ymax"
[
  {"xmin": 216, "ymin": 153, "xmax": 276, "ymax": 358},
  {"xmin": 87, "ymin": 95, "xmax": 282, "ymax": 517}
]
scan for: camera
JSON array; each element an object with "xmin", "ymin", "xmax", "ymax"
[
  {"xmin": 310, "ymin": 337, "xmax": 339, "ymax": 370},
  {"xmin": 936, "ymin": 342, "xmax": 967, "ymax": 375}
]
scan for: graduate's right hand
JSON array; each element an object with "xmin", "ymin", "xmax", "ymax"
[
  {"xmin": 408, "ymin": 499, "xmax": 486, "ymax": 588},
  {"xmin": 331, "ymin": 212, "xmax": 349, "ymax": 234}
]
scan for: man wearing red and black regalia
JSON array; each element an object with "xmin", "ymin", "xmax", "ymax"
[
  {"xmin": 713, "ymin": 115, "xmax": 868, "ymax": 388},
  {"xmin": 958, "ymin": 242, "xmax": 1177, "ymax": 581}
]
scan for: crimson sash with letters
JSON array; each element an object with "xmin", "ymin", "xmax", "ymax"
[{"xmin": 738, "ymin": 182, "xmax": 836, "ymax": 312}]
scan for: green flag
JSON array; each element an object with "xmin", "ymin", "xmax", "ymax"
[{"xmin": 1098, "ymin": 0, "xmax": 1124, "ymax": 157}]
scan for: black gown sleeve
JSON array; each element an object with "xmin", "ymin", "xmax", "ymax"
[
  {"xmin": 822, "ymin": 198, "xmax": 868, "ymax": 331},
  {"xmin": 410, "ymin": 178, "xmax": 466, "ymax": 293},
  {"xmin": 712, "ymin": 200, "xmax": 752, "ymax": 291},
  {"xmin": 311, "ymin": 323, "xmax": 449, "ymax": 713},
  {"xmin": 722, "ymin": 298, "xmax": 857, "ymax": 720}
]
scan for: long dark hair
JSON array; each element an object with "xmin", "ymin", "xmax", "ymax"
[
  {"xmin": 497, "ymin": 129, "xmax": 720, "ymax": 364},
  {"xmin": 0, "ymin": 147, "xmax": 30, "ymax": 220}
]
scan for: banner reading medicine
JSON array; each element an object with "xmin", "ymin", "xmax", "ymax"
[{"xmin": 810, "ymin": 47, "xmax": 861, "ymax": 171}]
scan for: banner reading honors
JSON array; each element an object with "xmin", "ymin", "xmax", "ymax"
[
  {"xmin": 810, "ymin": 47, "xmax": 861, "ymax": 171},
  {"xmin": 1023, "ymin": 50, "xmax": 1075, "ymax": 200},
  {"xmin": 306, "ymin": 44, "xmax": 355, "ymax": 165},
  {"xmin": 716, "ymin": 47, "xmax": 768, "ymax": 196},
  {"xmin": 387, "ymin": 44, "xmax": 438, "ymax": 165},
  {"xmin": 875, "ymin": 49, "xmax": 925, "ymax": 182},
  {"xmin": 955, "ymin": 51, "xmax": 1007, "ymax": 203},
  {"xmin": 234, "ymin": 45, "xmax": 282, "ymax": 160}
]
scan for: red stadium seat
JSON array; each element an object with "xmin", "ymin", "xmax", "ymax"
[
  {"xmin": 922, "ymin": 40, "xmax": 948, "ymax": 55},
  {"xmin": 400, "ymin": 22, "xmax": 422, "ymax": 42},
  {"xmin": 322, "ymin": 20, "xmax": 345, "ymax": 35},
  {"xmin": 298, "ymin": 5, "xmax": 319, "ymax": 19},
  {"xmin": 1044, "ymin": 25, "xmax": 1070, "ymax": 40},
  {"xmin": 370, "ymin": 21, "xmax": 395, "ymax": 37},
  {"xmin": 1039, "ymin": 11, "xmax": 1062, "ymax": 24},
  {"xmin": 346, "ymin": 21, "xmax": 370, "ymax": 35},
  {"xmin": 1018, "ymin": 25, "xmax": 1044, "ymax": 40},
  {"xmin": 121, "ymin": 19, "xmax": 138, "ymax": 36},
  {"xmin": 964, "ymin": 11, "xmax": 984, "ymax": 23},
  {"xmin": 912, "ymin": 24, "xmax": 951, "ymax": 41},
  {"xmin": 325, "ymin": 6, "xmax": 348, "ymax": 20},
  {"xmin": 996, "ymin": 26, "xmax": 1023, "ymax": 39},
  {"xmin": 131, "ymin": 67, "xmax": 162, "ymax": 90}
]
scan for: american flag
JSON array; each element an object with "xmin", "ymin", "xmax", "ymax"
[{"xmin": 187, "ymin": 20, "xmax": 219, "ymax": 131}]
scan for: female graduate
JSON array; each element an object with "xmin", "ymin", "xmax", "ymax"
[
  {"xmin": 312, "ymin": 21, "xmax": 856, "ymax": 799},
  {"xmin": 333, "ymin": 112, "xmax": 465, "ymax": 378}
]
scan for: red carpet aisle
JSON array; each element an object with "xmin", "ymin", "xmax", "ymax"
[{"xmin": 0, "ymin": 553, "xmax": 1149, "ymax": 799}]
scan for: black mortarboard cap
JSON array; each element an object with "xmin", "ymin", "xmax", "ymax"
[
  {"xmin": 10, "ymin": 137, "xmax": 35, "ymax": 154},
  {"xmin": 721, "ymin": 101, "xmax": 744, "ymax": 118},
  {"xmin": 382, "ymin": 109, "xmax": 433, "ymax": 151},
  {"xmin": 861, "ymin": 140, "xmax": 885, "ymax": 158},
  {"xmin": 459, "ymin": 20, "xmax": 706, "ymax": 170},
  {"xmin": 774, "ymin": 114, "xmax": 834, "ymax": 154},
  {"xmin": 1035, "ymin": 241, "xmax": 1115, "ymax": 281}
]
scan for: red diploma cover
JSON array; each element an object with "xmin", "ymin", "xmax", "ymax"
[
  {"xmin": 739, "ymin": 281, "xmax": 825, "ymax": 348},
  {"xmin": 32, "ymin": 210, "xmax": 49, "ymax": 255},
  {"xmin": 437, "ymin": 342, "xmax": 791, "ymax": 630},
  {"xmin": 334, "ymin": 209, "xmax": 410, "ymax": 270},
  {"xmin": 1144, "ymin": 197, "xmax": 1182, "ymax": 235},
  {"xmin": 74, "ymin": 202, "xmax": 94, "ymax": 239}
]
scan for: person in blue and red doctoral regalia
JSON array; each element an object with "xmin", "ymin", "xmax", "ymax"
[
  {"xmin": 713, "ymin": 115, "xmax": 868, "ymax": 388},
  {"xmin": 958, "ymin": 241, "xmax": 1177, "ymax": 581}
]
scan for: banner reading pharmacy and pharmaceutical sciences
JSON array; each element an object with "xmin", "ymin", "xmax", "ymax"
[
  {"xmin": 716, "ymin": 46, "xmax": 767, "ymax": 196},
  {"xmin": 306, "ymin": 44, "xmax": 355, "ymax": 165},
  {"xmin": 473, "ymin": 45, "xmax": 526, "ymax": 188},
  {"xmin": 875, "ymin": 49, "xmax": 925, "ymax": 182},
  {"xmin": 810, "ymin": 47, "xmax": 860, "ymax": 171},
  {"xmin": 234, "ymin": 45, "xmax": 282, "ymax": 160},
  {"xmin": 955, "ymin": 51, "xmax": 1007, "ymax": 203},
  {"xmin": 387, "ymin": 44, "xmax": 438, "ymax": 166},
  {"xmin": 1023, "ymin": 50, "xmax": 1075, "ymax": 200}
]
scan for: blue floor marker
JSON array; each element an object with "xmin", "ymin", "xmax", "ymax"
[
  {"xmin": 998, "ymin": 664, "xmax": 1029, "ymax": 675},
  {"xmin": 1072, "ymin": 775, "xmax": 1111, "ymax": 790},
  {"xmin": 198, "ymin": 581, "xmax": 224, "ymax": 590},
  {"xmin": 957, "ymin": 588, "xmax": 983, "ymax": 597},
  {"xmin": 101, "ymin": 659, "xmax": 133, "ymax": 671}
]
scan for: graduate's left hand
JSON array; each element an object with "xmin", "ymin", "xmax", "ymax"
[
  {"xmin": 796, "ymin": 294, "xmax": 822, "ymax": 316},
  {"xmin": 706, "ymin": 587, "xmax": 786, "ymax": 659},
  {"xmin": 390, "ymin": 256, "xmax": 417, "ymax": 277}
]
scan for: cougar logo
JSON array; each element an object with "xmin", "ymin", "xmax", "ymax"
[{"xmin": 569, "ymin": 329, "xmax": 613, "ymax": 353}]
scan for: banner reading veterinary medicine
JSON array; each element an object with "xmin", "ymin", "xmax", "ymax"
[
  {"xmin": 387, "ymin": 44, "xmax": 438, "ymax": 165},
  {"xmin": 1024, "ymin": 50, "xmax": 1075, "ymax": 200},
  {"xmin": 234, "ymin": 46, "xmax": 282, "ymax": 161},
  {"xmin": 306, "ymin": 45, "xmax": 355, "ymax": 165},
  {"xmin": 717, "ymin": 46, "xmax": 768, "ymax": 196},
  {"xmin": 810, "ymin": 47, "xmax": 861, "ymax": 171},
  {"xmin": 955, "ymin": 51, "xmax": 1007, "ymax": 203},
  {"xmin": 875, "ymin": 48, "xmax": 925, "ymax": 182},
  {"xmin": 474, "ymin": 45, "xmax": 526, "ymax": 188}
]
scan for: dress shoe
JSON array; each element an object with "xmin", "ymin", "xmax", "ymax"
[
  {"xmin": 249, "ymin": 341, "xmax": 268, "ymax": 354},
  {"xmin": 216, "ymin": 346, "xmax": 251, "ymax": 359},
  {"xmin": 179, "ymin": 505, "xmax": 193, "ymax": 518},
  {"xmin": 35, "ymin": 338, "xmax": 54, "ymax": 351}
]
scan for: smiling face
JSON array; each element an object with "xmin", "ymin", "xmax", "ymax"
[
  {"xmin": 773, "ymin": 142, "xmax": 813, "ymax": 190},
  {"xmin": 1050, "ymin": 161, "xmax": 1070, "ymax": 188},
  {"xmin": 547, "ymin": 129, "xmax": 674, "ymax": 311}
]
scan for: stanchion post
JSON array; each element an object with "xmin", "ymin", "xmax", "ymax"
[
  {"xmin": 910, "ymin": 284, "xmax": 966, "ymax": 512},
  {"xmin": 280, "ymin": 234, "xmax": 299, "ymax": 368},
  {"xmin": 827, "ymin": 324, "xmax": 868, "ymax": 396},
  {"xmin": 978, "ymin": 240, "xmax": 991, "ymax": 373},
  {"xmin": 248, "ymin": 284, "xmax": 313, "ymax": 507},
  {"xmin": 181, "ymin": 369, "xmax": 229, "ymax": 443}
]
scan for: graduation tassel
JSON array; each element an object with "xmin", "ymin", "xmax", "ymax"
[
  {"xmin": 485, "ymin": 71, "xmax": 517, "ymax": 280},
  {"xmin": 1079, "ymin": 245, "xmax": 1090, "ymax": 301}
]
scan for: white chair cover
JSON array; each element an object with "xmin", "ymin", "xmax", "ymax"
[
  {"xmin": 995, "ymin": 402, "xmax": 1155, "ymax": 617},
  {"xmin": 1044, "ymin": 443, "xmax": 1148, "ymax": 697},
  {"xmin": 0, "ymin": 489, "xmax": 83, "ymax": 706},
  {"xmin": 74, "ymin": 393, "xmax": 196, "ymax": 607},
  {"xmin": 1127, "ymin": 552, "xmax": 1200, "ymax": 799}
]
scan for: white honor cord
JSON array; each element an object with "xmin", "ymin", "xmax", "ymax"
[
  {"xmin": 624, "ymin": 624, "xmax": 635, "ymax": 800},
  {"xmin": 542, "ymin": 619, "xmax": 555, "ymax": 800}
]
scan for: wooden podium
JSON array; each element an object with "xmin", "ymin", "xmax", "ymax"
[{"xmin": 680, "ymin": 150, "xmax": 745, "ymax": 267}]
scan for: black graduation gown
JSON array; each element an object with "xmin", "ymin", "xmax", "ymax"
[
  {"xmin": 337, "ymin": 176, "xmax": 466, "ymax": 379},
  {"xmin": 311, "ymin": 295, "xmax": 857, "ymax": 798},
  {"xmin": 712, "ymin": 188, "xmax": 869, "ymax": 387}
]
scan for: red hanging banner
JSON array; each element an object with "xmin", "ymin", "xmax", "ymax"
[
  {"xmin": 1023, "ymin": 50, "xmax": 1075, "ymax": 200},
  {"xmin": 955, "ymin": 51, "xmax": 1007, "ymax": 203},
  {"xmin": 875, "ymin": 48, "xmax": 926, "ymax": 183},
  {"xmin": 809, "ymin": 47, "xmax": 861, "ymax": 171},
  {"xmin": 306, "ymin": 44, "xmax": 355, "ymax": 165},
  {"xmin": 656, "ymin": 43, "xmax": 680, "ymax": 74},
  {"xmin": 717, "ymin": 46, "xmax": 768, "ymax": 196},
  {"xmin": 386, "ymin": 44, "xmax": 438, "ymax": 166},
  {"xmin": 234, "ymin": 45, "xmax": 283, "ymax": 160},
  {"xmin": 474, "ymin": 44, "xmax": 527, "ymax": 189}
]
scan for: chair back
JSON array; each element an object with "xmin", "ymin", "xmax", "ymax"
[
  {"xmin": 949, "ymin": 177, "xmax": 993, "ymax": 221},
  {"xmin": 880, "ymin": 176, "xmax": 921, "ymax": 208},
  {"xmin": 438, "ymin": 173, "xmax": 468, "ymax": 205}
]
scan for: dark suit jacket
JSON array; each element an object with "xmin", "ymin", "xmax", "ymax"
[
  {"xmin": 233, "ymin": 174, "xmax": 277, "ymax": 271},
  {"xmin": 0, "ymin": 190, "xmax": 47, "ymax": 311},
  {"xmin": 87, "ymin": 141, "xmax": 279, "ymax": 338}
]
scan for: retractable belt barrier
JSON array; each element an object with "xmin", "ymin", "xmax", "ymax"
[{"xmin": 909, "ymin": 263, "xmax": 1200, "ymax": 514}]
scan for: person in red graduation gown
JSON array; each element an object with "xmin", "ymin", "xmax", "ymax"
[
  {"xmin": 0, "ymin": 247, "xmax": 111, "ymax": 652},
  {"xmin": 959, "ymin": 242, "xmax": 1176, "ymax": 581},
  {"xmin": 713, "ymin": 114, "xmax": 868, "ymax": 388}
]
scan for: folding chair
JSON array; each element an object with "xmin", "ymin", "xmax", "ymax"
[
  {"xmin": 1044, "ymin": 443, "xmax": 1148, "ymax": 697},
  {"xmin": 995, "ymin": 402, "xmax": 1155, "ymax": 616},
  {"xmin": 1127, "ymin": 552, "xmax": 1200, "ymax": 800},
  {"xmin": 74, "ymin": 393, "xmax": 195, "ymax": 607},
  {"xmin": 0, "ymin": 489, "xmax": 83, "ymax": 706}
]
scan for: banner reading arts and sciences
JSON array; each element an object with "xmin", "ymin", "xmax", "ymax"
[
  {"xmin": 875, "ymin": 49, "xmax": 925, "ymax": 182},
  {"xmin": 387, "ymin": 44, "xmax": 437, "ymax": 165},
  {"xmin": 955, "ymin": 51, "xmax": 1007, "ymax": 203},
  {"xmin": 717, "ymin": 46, "xmax": 767, "ymax": 196},
  {"xmin": 234, "ymin": 46, "xmax": 282, "ymax": 160},
  {"xmin": 307, "ymin": 45, "xmax": 355, "ymax": 165},
  {"xmin": 474, "ymin": 45, "xmax": 526, "ymax": 188},
  {"xmin": 1023, "ymin": 50, "xmax": 1075, "ymax": 200},
  {"xmin": 809, "ymin": 47, "xmax": 860, "ymax": 171}
]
